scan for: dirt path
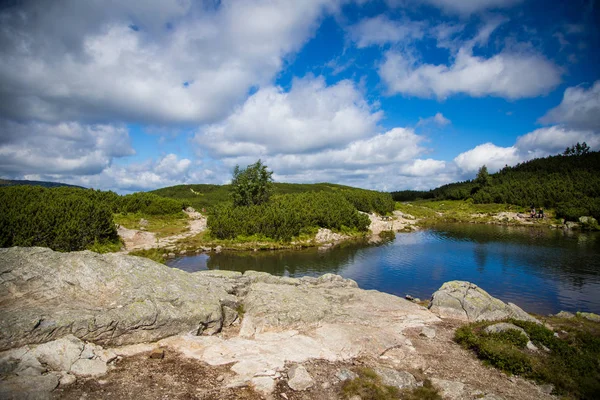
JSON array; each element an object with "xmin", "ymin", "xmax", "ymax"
[{"xmin": 118, "ymin": 209, "xmax": 207, "ymax": 252}]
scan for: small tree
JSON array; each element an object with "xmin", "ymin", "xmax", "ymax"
[
  {"xmin": 230, "ymin": 159, "xmax": 273, "ymax": 207},
  {"xmin": 475, "ymin": 165, "xmax": 491, "ymax": 187},
  {"xmin": 564, "ymin": 142, "xmax": 590, "ymax": 156}
]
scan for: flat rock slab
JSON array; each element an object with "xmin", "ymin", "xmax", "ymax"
[
  {"xmin": 0, "ymin": 247, "xmax": 237, "ymax": 350},
  {"xmin": 241, "ymin": 275, "xmax": 440, "ymax": 335}
]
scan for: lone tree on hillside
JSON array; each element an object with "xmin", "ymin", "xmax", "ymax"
[
  {"xmin": 230, "ymin": 159, "xmax": 273, "ymax": 207},
  {"xmin": 475, "ymin": 165, "xmax": 491, "ymax": 187}
]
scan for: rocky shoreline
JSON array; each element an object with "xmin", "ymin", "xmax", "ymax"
[{"xmin": 0, "ymin": 247, "xmax": 581, "ymax": 399}]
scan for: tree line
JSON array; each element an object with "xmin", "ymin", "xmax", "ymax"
[
  {"xmin": 391, "ymin": 148, "xmax": 600, "ymax": 221},
  {"xmin": 0, "ymin": 186, "xmax": 187, "ymax": 251}
]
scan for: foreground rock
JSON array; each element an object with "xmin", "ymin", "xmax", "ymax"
[
  {"xmin": 0, "ymin": 247, "xmax": 237, "ymax": 350},
  {"xmin": 429, "ymin": 281, "xmax": 539, "ymax": 323},
  {"xmin": 1, "ymin": 247, "xmax": 553, "ymax": 399}
]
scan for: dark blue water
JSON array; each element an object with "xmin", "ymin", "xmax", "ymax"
[{"xmin": 167, "ymin": 223, "xmax": 600, "ymax": 315}]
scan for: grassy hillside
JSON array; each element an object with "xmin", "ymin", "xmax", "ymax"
[
  {"xmin": 0, "ymin": 179, "xmax": 85, "ymax": 189},
  {"xmin": 392, "ymin": 151, "xmax": 600, "ymax": 221},
  {"xmin": 151, "ymin": 182, "xmax": 366, "ymax": 211}
]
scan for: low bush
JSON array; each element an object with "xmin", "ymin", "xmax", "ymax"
[
  {"xmin": 0, "ymin": 186, "xmax": 119, "ymax": 251},
  {"xmin": 341, "ymin": 189, "xmax": 395, "ymax": 215},
  {"xmin": 207, "ymin": 191, "xmax": 370, "ymax": 241},
  {"xmin": 455, "ymin": 318, "xmax": 600, "ymax": 399},
  {"xmin": 118, "ymin": 192, "xmax": 186, "ymax": 215}
]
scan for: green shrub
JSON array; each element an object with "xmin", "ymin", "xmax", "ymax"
[
  {"xmin": 207, "ymin": 191, "xmax": 370, "ymax": 241},
  {"xmin": 342, "ymin": 189, "xmax": 395, "ymax": 215},
  {"xmin": 0, "ymin": 186, "xmax": 119, "ymax": 251},
  {"xmin": 118, "ymin": 192, "xmax": 185, "ymax": 215}
]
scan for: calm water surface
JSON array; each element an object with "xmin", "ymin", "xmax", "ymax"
[{"xmin": 167, "ymin": 223, "xmax": 600, "ymax": 315}]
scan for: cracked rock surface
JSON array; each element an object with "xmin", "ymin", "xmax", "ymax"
[{"xmin": 0, "ymin": 247, "xmax": 237, "ymax": 350}]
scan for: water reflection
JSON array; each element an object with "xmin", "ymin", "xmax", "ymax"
[{"xmin": 167, "ymin": 224, "xmax": 600, "ymax": 315}]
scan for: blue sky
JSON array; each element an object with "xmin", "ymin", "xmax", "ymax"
[{"xmin": 0, "ymin": 0, "xmax": 599, "ymax": 193}]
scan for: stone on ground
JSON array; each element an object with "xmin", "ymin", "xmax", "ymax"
[
  {"xmin": 429, "ymin": 281, "xmax": 539, "ymax": 323},
  {"xmin": 430, "ymin": 378, "xmax": 465, "ymax": 400},
  {"xmin": 287, "ymin": 364, "xmax": 314, "ymax": 391},
  {"xmin": 373, "ymin": 367, "xmax": 416, "ymax": 389}
]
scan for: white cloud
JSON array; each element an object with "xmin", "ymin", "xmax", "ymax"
[
  {"xmin": 0, "ymin": 120, "xmax": 134, "ymax": 176},
  {"xmin": 417, "ymin": 112, "xmax": 451, "ymax": 126},
  {"xmin": 453, "ymin": 143, "xmax": 520, "ymax": 174},
  {"xmin": 347, "ymin": 15, "xmax": 425, "ymax": 47},
  {"xmin": 0, "ymin": 0, "xmax": 342, "ymax": 125},
  {"xmin": 454, "ymin": 126, "xmax": 600, "ymax": 175},
  {"xmin": 538, "ymin": 81, "xmax": 600, "ymax": 131},
  {"xmin": 196, "ymin": 76, "xmax": 383, "ymax": 157},
  {"xmin": 399, "ymin": 159, "xmax": 447, "ymax": 176},
  {"xmin": 44, "ymin": 154, "xmax": 229, "ymax": 194},
  {"xmin": 380, "ymin": 47, "xmax": 562, "ymax": 99},
  {"xmin": 515, "ymin": 126, "xmax": 600, "ymax": 157},
  {"xmin": 396, "ymin": 0, "xmax": 524, "ymax": 15}
]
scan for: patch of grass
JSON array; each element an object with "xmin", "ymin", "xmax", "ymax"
[
  {"xmin": 396, "ymin": 200, "xmax": 560, "ymax": 227},
  {"xmin": 455, "ymin": 317, "xmax": 600, "ymax": 399},
  {"xmin": 114, "ymin": 212, "xmax": 189, "ymax": 238},
  {"xmin": 379, "ymin": 230, "xmax": 396, "ymax": 240},
  {"xmin": 341, "ymin": 367, "xmax": 399, "ymax": 400},
  {"xmin": 401, "ymin": 379, "xmax": 442, "ymax": 400},
  {"xmin": 236, "ymin": 304, "xmax": 245, "ymax": 319},
  {"xmin": 86, "ymin": 239, "xmax": 123, "ymax": 253},
  {"xmin": 128, "ymin": 248, "xmax": 168, "ymax": 264}
]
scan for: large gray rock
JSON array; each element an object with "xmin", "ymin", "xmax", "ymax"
[
  {"xmin": 0, "ymin": 373, "xmax": 59, "ymax": 400},
  {"xmin": 240, "ymin": 273, "xmax": 438, "ymax": 334},
  {"xmin": 30, "ymin": 335, "xmax": 83, "ymax": 371},
  {"xmin": 0, "ymin": 247, "xmax": 238, "ymax": 350},
  {"xmin": 429, "ymin": 281, "xmax": 539, "ymax": 323}
]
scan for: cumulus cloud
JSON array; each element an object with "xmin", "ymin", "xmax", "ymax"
[
  {"xmin": 0, "ymin": 120, "xmax": 134, "ymax": 177},
  {"xmin": 454, "ymin": 126, "xmax": 600, "ymax": 175},
  {"xmin": 0, "ymin": 0, "xmax": 341, "ymax": 125},
  {"xmin": 417, "ymin": 112, "xmax": 451, "ymax": 126},
  {"xmin": 44, "ymin": 154, "xmax": 228, "ymax": 193},
  {"xmin": 390, "ymin": 0, "xmax": 523, "ymax": 15},
  {"xmin": 196, "ymin": 76, "xmax": 383, "ymax": 157},
  {"xmin": 399, "ymin": 158, "xmax": 447, "ymax": 176},
  {"xmin": 515, "ymin": 126, "xmax": 600, "ymax": 157},
  {"xmin": 379, "ymin": 47, "xmax": 562, "ymax": 99},
  {"xmin": 347, "ymin": 15, "xmax": 425, "ymax": 47},
  {"xmin": 454, "ymin": 143, "xmax": 520, "ymax": 174},
  {"xmin": 260, "ymin": 127, "xmax": 440, "ymax": 190},
  {"xmin": 538, "ymin": 81, "xmax": 600, "ymax": 131}
]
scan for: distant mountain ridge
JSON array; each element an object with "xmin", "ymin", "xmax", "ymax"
[{"xmin": 0, "ymin": 179, "xmax": 85, "ymax": 189}]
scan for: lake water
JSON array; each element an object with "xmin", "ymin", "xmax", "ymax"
[{"xmin": 167, "ymin": 223, "xmax": 600, "ymax": 315}]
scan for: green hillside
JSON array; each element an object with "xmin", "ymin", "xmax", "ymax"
[
  {"xmin": 392, "ymin": 150, "xmax": 600, "ymax": 221},
  {"xmin": 0, "ymin": 179, "xmax": 85, "ymax": 189},
  {"xmin": 150, "ymin": 182, "xmax": 361, "ymax": 211}
]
